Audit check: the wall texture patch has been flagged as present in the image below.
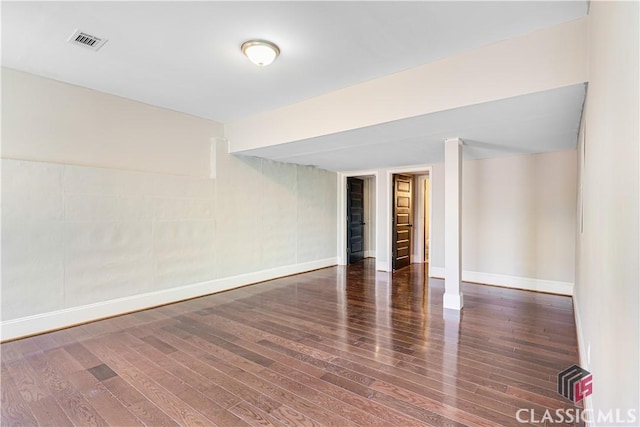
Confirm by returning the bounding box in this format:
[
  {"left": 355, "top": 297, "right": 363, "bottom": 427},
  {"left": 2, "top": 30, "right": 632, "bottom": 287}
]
[{"left": 1, "top": 153, "right": 337, "bottom": 327}]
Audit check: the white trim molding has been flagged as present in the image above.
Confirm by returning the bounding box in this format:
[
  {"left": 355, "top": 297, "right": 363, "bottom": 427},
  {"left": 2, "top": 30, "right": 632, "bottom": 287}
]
[
  {"left": 1, "top": 257, "right": 337, "bottom": 342},
  {"left": 572, "top": 292, "right": 594, "bottom": 427},
  {"left": 337, "top": 170, "right": 379, "bottom": 266},
  {"left": 430, "top": 267, "right": 574, "bottom": 296}
]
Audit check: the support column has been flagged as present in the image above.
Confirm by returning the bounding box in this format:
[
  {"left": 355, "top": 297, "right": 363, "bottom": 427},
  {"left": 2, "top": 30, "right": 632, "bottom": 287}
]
[
  {"left": 443, "top": 138, "right": 464, "bottom": 310},
  {"left": 375, "top": 171, "right": 391, "bottom": 272}
]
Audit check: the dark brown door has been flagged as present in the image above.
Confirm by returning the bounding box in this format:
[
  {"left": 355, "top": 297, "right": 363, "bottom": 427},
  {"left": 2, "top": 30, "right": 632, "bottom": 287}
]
[
  {"left": 393, "top": 174, "right": 413, "bottom": 270},
  {"left": 347, "top": 177, "right": 365, "bottom": 264}
]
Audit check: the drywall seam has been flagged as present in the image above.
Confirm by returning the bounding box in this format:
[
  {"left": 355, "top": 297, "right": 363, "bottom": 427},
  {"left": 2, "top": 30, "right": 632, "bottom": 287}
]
[
  {"left": 0, "top": 257, "right": 337, "bottom": 341},
  {"left": 429, "top": 267, "right": 574, "bottom": 296}
]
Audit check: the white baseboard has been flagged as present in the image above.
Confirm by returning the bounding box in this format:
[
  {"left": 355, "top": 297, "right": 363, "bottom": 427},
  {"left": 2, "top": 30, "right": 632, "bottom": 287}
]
[
  {"left": 443, "top": 292, "right": 464, "bottom": 310},
  {"left": 376, "top": 260, "right": 390, "bottom": 272},
  {"left": 429, "top": 267, "right": 574, "bottom": 296},
  {"left": 364, "top": 250, "right": 376, "bottom": 258},
  {"left": 572, "top": 293, "right": 594, "bottom": 427},
  {"left": 1, "top": 257, "right": 337, "bottom": 341},
  {"left": 573, "top": 293, "right": 588, "bottom": 368}
]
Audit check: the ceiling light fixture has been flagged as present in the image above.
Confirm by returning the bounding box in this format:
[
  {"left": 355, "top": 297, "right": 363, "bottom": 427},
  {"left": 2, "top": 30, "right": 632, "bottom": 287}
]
[{"left": 241, "top": 39, "right": 280, "bottom": 67}]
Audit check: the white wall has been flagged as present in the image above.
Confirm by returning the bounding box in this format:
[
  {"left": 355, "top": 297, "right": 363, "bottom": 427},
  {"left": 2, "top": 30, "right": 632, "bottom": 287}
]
[
  {"left": 575, "top": 2, "right": 639, "bottom": 423},
  {"left": 1, "top": 67, "right": 222, "bottom": 177},
  {"left": 434, "top": 150, "right": 577, "bottom": 294},
  {"left": 425, "top": 178, "right": 430, "bottom": 260},
  {"left": 1, "top": 70, "right": 337, "bottom": 340},
  {"left": 226, "top": 18, "right": 587, "bottom": 152},
  {"left": 412, "top": 174, "right": 429, "bottom": 264},
  {"left": 340, "top": 152, "right": 576, "bottom": 294},
  {"left": 431, "top": 164, "right": 445, "bottom": 269},
  {"left": 363, "top": 176, "right": 376, "bottom": 258},
  {"left": 462, "top": 150, "right": 577, "bottom": 284}
]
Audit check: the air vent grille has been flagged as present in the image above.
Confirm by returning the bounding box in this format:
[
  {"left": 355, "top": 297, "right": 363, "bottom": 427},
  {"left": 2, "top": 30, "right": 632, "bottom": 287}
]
[{"left": 67, "top": 29, "right": 107, "bottom": 51}]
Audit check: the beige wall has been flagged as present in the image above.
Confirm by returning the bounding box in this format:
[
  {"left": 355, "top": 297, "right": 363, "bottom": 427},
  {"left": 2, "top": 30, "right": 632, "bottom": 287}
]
[
  {"left": 430, "top": 150, "right": 577, "bottom": 290},
  {"left": 575, "top": 1, "right": 639, "bottom": 421},
  {"left": 363, "top": 176, "right": 376, "bottom": 257},
  {"left": 2, "top": 67, "right": 222, "bottom": 177},
  {"left": 431, "top": 164, "right": 445, "bottom": 268},
  {"left": 226, "top": 18, "right": 587, "bottom": 152},
  {"left": 463, "top": 150, "right": 576, "bottom": 282},
  {"left": 1, "top": 70, "right": 337, "bottom": 339},
  {"left": 425, "top": 178, "right": 430, "bottom": 257}
]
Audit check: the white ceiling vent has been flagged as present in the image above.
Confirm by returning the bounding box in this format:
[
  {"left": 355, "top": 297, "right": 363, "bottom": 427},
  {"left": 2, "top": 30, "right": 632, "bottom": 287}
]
[{"left": 67, "top": 29, "right": 107, "bottom": 51}]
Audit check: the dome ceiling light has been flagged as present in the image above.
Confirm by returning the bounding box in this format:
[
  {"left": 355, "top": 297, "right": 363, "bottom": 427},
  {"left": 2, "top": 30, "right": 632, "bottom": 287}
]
[{"left": 241, "top": 39, "right": 280, "bottom": 67}]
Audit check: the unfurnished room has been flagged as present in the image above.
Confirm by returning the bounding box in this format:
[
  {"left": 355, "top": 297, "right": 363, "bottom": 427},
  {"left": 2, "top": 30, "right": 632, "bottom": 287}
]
[{"left": 0, "top": 1, "right": 638, "bottom": 426}]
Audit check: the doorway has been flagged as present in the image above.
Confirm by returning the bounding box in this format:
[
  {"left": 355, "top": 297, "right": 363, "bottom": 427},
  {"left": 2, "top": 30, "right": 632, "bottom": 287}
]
[
  {"left": 345, "top": 175, "right": 376, "bottom": 264},
  {"left": 392, "top": 174, "right": 413, "bottom": 270},
  {"left": 347, "top": 177, "right": 365, "bottom": 263},
  {"left": 414, "top": 175, "right": 430, "bottom": 264},
  {"left": 388, "top": 170, "right": 431, "bottom": 273},
  {"left": 338, "top": 168, "right": 429, "bottom": 272}
]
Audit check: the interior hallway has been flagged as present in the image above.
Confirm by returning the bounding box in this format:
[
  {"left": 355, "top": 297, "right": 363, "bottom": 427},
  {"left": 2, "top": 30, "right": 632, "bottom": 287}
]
[{"left": 1, "top": 260, "right": 581, "bottom": 426}]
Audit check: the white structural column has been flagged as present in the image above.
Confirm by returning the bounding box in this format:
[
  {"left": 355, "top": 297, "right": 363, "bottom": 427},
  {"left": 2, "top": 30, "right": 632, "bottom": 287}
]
[
  {"left": 443, "top": 138, "right": 464, "bottom": 310},
  {"left": 375, "top": 171, "right": 391, "bottom": 272}
]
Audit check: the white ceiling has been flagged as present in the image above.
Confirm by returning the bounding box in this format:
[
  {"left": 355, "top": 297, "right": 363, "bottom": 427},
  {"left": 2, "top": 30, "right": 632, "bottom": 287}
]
[
  {"left": 2, "top": 1, "right": 587, "bottom": 124},
  {"left": 238, "top": 83, "right": 587, "bottom": 171}
]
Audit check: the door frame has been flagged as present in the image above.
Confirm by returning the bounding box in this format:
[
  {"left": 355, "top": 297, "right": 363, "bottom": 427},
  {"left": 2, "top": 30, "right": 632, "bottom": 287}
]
[
  {"left": 337, "top": 171, "right": 378, "bottom": 266},
  {"left": 346, "top": 176, "right": 366, "bottom": 264},
  {"left": 338, "top": 165, "right": 432, "bottom": 275},
  {"left": 385, "top": 166, "right": 432, "bottom": 276},
  {"left": 391, "top": 173, "right": 414, "bottom": 271},
  {"left": 413, "top": 174, "right": 430, "bottom": 264}
]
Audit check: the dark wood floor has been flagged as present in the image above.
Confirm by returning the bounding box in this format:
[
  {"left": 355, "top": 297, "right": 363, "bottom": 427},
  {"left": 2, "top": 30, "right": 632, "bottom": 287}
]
[{"left": 1, "top": 260, "right": 583, "bottom": 426}]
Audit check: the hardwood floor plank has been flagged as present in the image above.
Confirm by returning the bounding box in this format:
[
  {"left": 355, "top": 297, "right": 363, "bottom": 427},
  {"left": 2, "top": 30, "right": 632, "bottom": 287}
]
[
  {"left": 113, "top": 333, "right": 249, "bottom": 426},
  {"left": 151, "top": 329, "right": 288, "bottom": 415},
  {"left": 24, "top": 351, "right": 108, "bottom": 427},
  {"left": 0, "top": 260, "right": 583, "bottom": 426},
  {"left": 124, "top": 334, "right": 243, "bottom": 409},
  {"left": 62, "top": 342, "right": 103, "bottom": 370},
  {"left": 139, "top": 335, "right": 178, "bottom": 354},
  {"left": 83, "top": 336, "right": 217, "bottom": 426},
  {"left": 1, "top": 369, "right": 39, "bottom": 427},
  {"left": 174, "top": 319, "right": 276, "bottom": 368},
  {"left": 256, "top": 364, "right": 387, "bottom": 426},
  {"left": 370, "top": 379, "right": 503, "bottom": 427},
  {"left": 102, "top": 375, "right": 180, "bottom": 427},
  {"left": 1, "top": 341, "right": 26, "bottom": 363},
  {"left": 28, "top": 395, "right": 75, "bottom": 427},
  {"left": 157, "top": 327, "right": 356, "bottom": 426},
  {"left": 30, "top": 334, "right": 60, "bottom": 353},
  {"left": 269, "top": 362, "right": 427, "bottom": 427},
  {"left": 165, "top": 312, "right": 331, "bottom": 381},
  {"left": 230, "top": 370, "right": 357, "bottom": 427},
  {"left": 5, "top": 357, "right": 50, "bottom": 403},
  {"left": 45, "top": 348, "right": 145, "bottom": 427},
  {"left": 228, "top": 401, "right": 280, "bottom": 427}
]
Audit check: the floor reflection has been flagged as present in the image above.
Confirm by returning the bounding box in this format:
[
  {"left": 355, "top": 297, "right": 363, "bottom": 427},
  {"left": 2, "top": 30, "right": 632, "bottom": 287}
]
[{"left": 1, "top": 257, "right": 583, "bottom": 427}]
